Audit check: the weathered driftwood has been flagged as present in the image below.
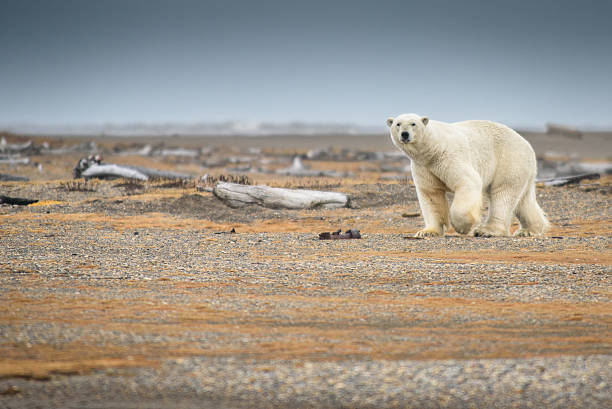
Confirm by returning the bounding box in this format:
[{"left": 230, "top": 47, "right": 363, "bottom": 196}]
[
  {"left": 44, "top": 141, "right": 99, "bottom": 155},
  {"left": 79, "top": 164, "right": 192, "bottom": 181},
  {"left": 158, "top": 148, "right": 200, "bottom": 158},
  {"left": 276, "top": 156, "right": 348, "bottom": 177},
  {"left": 276, "top": 156, "right": 322, "bottom": 176},
  {"left": 129, "top": 166, "right": 192, "bottom": 180},
  {"left": 0, "top": 195, "right": 38, "bottom": 206},
  {"left": 539, "top": 172, "right": 600, "bottom": 187},
  {"left": 0, "top": 155, "right": 29, "bottom": 165},
  {"left": 74, "top": 156, "right": 192, "bottom": 180},
  {"left": 0, "top": 138, "right": 37, "bottom": 154},
  {"left": 546, "top": 123, "right": 582, "bottom": 139},
  {"left": 213, "top": 182, "right": 350, "bottom": 209},
  {"left": 118, "top": 144, "right": 153, "bottom": 156},
  {"left": 81, "top": 164, "right": 149, "bottom": 180},
  {"left": 0, "top": 173, "right": 29, "bottom": 182}
]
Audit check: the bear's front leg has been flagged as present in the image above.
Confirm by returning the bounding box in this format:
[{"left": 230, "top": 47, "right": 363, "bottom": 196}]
[
  {"left": 449, "top": 180, "right": 482, "bottom": 235},
  {"left": 414, "top": 186, "right": 449, "bottom": 237}
]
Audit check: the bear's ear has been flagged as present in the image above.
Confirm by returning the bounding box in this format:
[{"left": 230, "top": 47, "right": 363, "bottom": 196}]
[
  {"left": 421, "top": 117, "right": 429, "bottom": 126},
  {"left": 386, "top": 117, "right": 394, "bottom": 128}
]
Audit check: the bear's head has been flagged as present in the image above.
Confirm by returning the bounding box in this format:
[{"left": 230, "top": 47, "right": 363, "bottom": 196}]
[{"left": 386, "top": 113, "right": 429, "bottom": 148}]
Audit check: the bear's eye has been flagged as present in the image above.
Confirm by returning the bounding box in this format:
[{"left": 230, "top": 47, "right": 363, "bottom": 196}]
[
  {"left": 411, "top": 123, "right": 416, "bottom": 126},
  {"left": 396, "top": 123, "right": 401, "bottom": 127}
]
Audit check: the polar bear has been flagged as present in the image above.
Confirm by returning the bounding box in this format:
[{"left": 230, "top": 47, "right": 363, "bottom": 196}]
[{"left": 386, "top": 113, "right": 549, "bottom": 237}]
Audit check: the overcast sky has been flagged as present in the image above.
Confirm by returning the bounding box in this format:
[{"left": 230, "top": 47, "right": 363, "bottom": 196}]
[{"left": 1, "top": 0, "right": 611, "bottom": 128}]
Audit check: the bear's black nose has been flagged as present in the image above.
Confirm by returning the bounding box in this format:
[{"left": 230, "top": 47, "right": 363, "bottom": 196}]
[{"left": 401, "top": 131, "right": 410, "bottom": 141}]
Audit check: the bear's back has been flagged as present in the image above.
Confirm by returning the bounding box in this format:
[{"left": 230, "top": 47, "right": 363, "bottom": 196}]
[{"left": 451, "top": 120, "right": 531, "bottom": 152}]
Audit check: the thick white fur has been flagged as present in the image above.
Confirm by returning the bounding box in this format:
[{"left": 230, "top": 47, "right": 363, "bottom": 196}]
[{"left": 386, "top": 113, "right": 549, "bottom": 237}]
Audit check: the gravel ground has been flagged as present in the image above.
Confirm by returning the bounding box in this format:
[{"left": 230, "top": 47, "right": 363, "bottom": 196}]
[
  {"left": 1, "top": 136, "right": 611, "bottom": 408},
  {"left": 1, "top": 355, "right": 610, "bottom": 409}
]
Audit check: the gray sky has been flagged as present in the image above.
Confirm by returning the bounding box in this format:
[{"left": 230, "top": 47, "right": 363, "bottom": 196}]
[{"left": 1, "top": 0, "right": 611, "bottom": 128}]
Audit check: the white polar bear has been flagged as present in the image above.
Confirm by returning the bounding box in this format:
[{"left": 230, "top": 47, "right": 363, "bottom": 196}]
[{"left": 386, "top": 113, "right": 549, "bottom": 237}]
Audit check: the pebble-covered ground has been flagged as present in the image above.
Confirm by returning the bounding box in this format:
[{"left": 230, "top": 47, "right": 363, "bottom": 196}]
[{"left": 0, "top": 135, "right": 611, "bottom": 408}]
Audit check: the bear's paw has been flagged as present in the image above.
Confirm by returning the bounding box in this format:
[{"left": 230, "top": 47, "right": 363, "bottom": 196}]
[
  {"left": 473, "top": 226, "right": 507, "bottom": 237},
  {"left": 415, "top": 229, "right": 443, "bottom": 238},
  {"left": 513, "top": 228, "right": 538, "bottom": 237}
]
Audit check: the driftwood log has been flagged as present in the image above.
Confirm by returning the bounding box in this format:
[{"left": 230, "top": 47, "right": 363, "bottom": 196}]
[
  {"left": 0, "top": 155, "right": 29, "bottom": 165},
  {"left": 276, "top": 156, "right": 346, "bottom": 177},
  {"left": 81, "top": 164, "right": 149, "bottom": 180},
  {"left": 0, "top": 173, "right": 29, "bottom": 182},
  {"left": 213, "top": 182, "right": 350, "bottom": 209},
  {"left": 0, "top": 138, "right": 39, "bottom": 154},
  {"left": 73, "top": 156, "right": 192, "bottom": 180},
  {"left": 0, "top": 195, "right": 38, "bottom": 206},
  {"left": 546, "top": 123, "right": 582, "bottom": 139},
  {"left": 129, "top": 166, "right": 191, "bottom": 180},
  {"left": 539, "top": 172, "right": 600, "bottom": 187}
]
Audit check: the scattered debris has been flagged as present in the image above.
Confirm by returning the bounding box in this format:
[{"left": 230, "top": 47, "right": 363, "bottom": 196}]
[
  {"left": 0, "top": 173, "right": 29, "bottom": 182},
  {"left": 202, "top": 157, "right": 229, "bottom": 168},
  {"left": 0, "top": 137, "right": 38, "bottom": 154},
  {"left": 0, "top": 155, "right": 30, "bottom": 165},
  {"left": 116, "top": 144, "right": 154, "bottom": 156},
  {"left": 546, "top": 123, "right": 582, "bottom": 139},
  {"left": 73, "top": 155, "right": 192, "bottom": 181},
  {"left": 0, "top": 195, "right": 38, "bottom": 206},
  {"left": 82, "top": 163, "right": 149, "bottom": 180},
  {"left": 158, "top": 147, "right": 200, "bottom": 158},
  {"left": 306, "top": 147, "right": 332, "bottom": 160},
  {"left": 276, "top": 156, "right": 349, "bottom": 178},
  {"left": 214, "top": 228, "right": 237, "bottom": 234},
  {"left": 378, "top": 175, "right": 411, "bottom": 182},
  {"left": 403, "top": 236, "right": 425, "bottom": 240},
  {"left": 539, "top": 172, "right": 601, "bottom": 187},
  {"left": 73, "top": 155, "right": 103, "bottom": 178},
  {"left": 134, "top": 167, "right": 192, "bottom": 180},
  {"left": 402, "top": 212, "right": 420, "bottom": 218},
  {"left": 277, "top": 156, "right": 321, "bottom": 177},
  {"left": 380, "top": 164, "right": 411, "bottom": 173},
  {"left": 537, "top": 155, "right": 612, "bottom": 180},
  {"left": 576, "top": 162, "right": 612, "bottom": 175},
  {"left": 0, "top": 385, "right": 20, "bottom": 396},
  {"left": 213, "top": 182, "right": 350, "bottom": 209},
  {"left": 319, "top": 229, "right": 361, "bottom": 240}
]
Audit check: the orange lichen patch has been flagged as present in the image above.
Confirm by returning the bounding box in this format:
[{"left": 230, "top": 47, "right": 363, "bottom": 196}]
[
  {"left": 326, "top": 248, "right": 612, "bottom": 266},
  {"left": 11, "top": 207, "right": 609, "bottom": 236},
  {"left": 2, "top": 211, "right": 219, "bottom": 231},
  {"left": 0, "top": 358, "right": 156, "bottom": 380},
  {"left": 0, "top": 341, "right": 160, "bottom": 379},
  {"left": 2, "top": 210, "right": 377, "bottom": 233},
  {"left": 2, "top": 281, "right": 611, "bottom": 366},
  {"left": 550, "top": 218, "right": 612, "bottom": 236},
  {"left": 27, "top": 200, "right": 64, "bottom": 207}
]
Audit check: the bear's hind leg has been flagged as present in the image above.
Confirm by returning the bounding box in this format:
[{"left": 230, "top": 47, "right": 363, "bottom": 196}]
[{"left": 514, "top": 184, "right": 549, "bottom": 236}]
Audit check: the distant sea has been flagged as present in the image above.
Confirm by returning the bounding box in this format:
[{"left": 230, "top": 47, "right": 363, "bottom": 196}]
[{"left": 1, "top": 121, "right": 383, "bottom": 137}]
